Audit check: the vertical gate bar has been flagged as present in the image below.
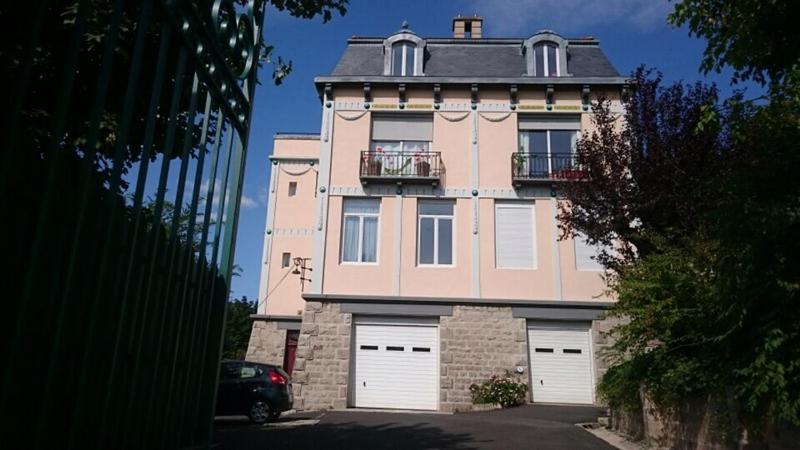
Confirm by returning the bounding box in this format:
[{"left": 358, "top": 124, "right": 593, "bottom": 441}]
[
  {"left": 174, "top": 96, "right": 215, "bottom": 444},
  {"left": 85, "top": 2, "right": 159, "bottom": 445},
  {"left": 34, "top": 1, "right": 127, "bottom": 443},
  {"left": 158, "top": 74, "right": 204, "bottom": 448},
  {"left": 117, "top": 33, "right": 184, "bottom": 449},
  {"left": 1, "top": 0, "right": 90, "bottom": 416},
  {"left": 209, "top": 130, "right": 236, "bottom": 269},
  {"left": 137, "top": 47, "right": 192, "bottom": 443},
  {"left": 0, "top": 0, "right": 48, "bottom": 187}
]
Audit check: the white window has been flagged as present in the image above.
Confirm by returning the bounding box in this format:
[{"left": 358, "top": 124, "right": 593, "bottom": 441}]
[
  {"left": 534, "top": 42, "right": 559, "bottom": 76},
  {"left": 392, "top": 41, "right": 416, "bottom": 76},
  {"left": 518, "top": 116, "right": 580, "bottom": 177},
  {"left": 574, "top": 233, "right": 604, "bottom": 271},
  {"left": 281, "top": 252, "right": 291, "bottom": 268},
  {"left": 495, "top": 202, "right": 536, "bottom": 269},
  {"left": 341, "top": 198, "right": 380, "bottom": 263},
  {"left": 370, "top": 114, "right": 433, "bottom": 175},
  {"left": 288, "top": 181, "right": 297, "bottom": 197},
  {"left": 418, "top": 201, "right": 454, "bottom": 266}
]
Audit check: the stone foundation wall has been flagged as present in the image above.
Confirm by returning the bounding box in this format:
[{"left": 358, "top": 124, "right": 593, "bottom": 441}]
[
  {"left": 245, "top": 320, "right": 286, "bottom": 365},
  {"left": 591, "top": 315, "right": 624, "bottom": 394},
  {"left": 291, "top": 302, "right": 352, "bottom": 411},
  {"left": 439, "top": 305, "right": 528, "bottom": 412}
]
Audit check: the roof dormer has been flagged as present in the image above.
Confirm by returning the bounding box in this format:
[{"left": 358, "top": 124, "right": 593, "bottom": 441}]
[
  {"left": 524, "top": 30, "right": 570, "bottom": 77},
  {"left": 383, "top": 21, "right": 426, "bottom": 76}
]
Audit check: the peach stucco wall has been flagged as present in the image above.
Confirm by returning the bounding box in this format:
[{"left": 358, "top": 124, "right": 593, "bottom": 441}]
[
  {"left": 260, "top": 85, "right": 620, "bottom": 311},
  {"left": 479, "top": 198, "right": 557, "bottom": 300},
  {"left": 399, "top": 197, "right": 472, "bottom": 298},
  {"left": 329, "top": 111, "right": 371, "bottom": 188},
  {"left": 261, "top": 136, "right": 319, "bottom": 316},
  {"left": 321, "top": 195, "right": 397, "bottom": 295},
  {"left": 273, "top": 136, "right": 320, "bottom": 159}
]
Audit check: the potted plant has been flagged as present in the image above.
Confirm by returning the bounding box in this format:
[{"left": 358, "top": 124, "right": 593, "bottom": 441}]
[
  {"left": 512, "top": 153, "right": 526, "bottom": 178},
  {"left": 414, "top": 150, "right": 430, "bottom": 177},
  {"left": 365, "top": 147, "right": 384, "bottom": 175}
]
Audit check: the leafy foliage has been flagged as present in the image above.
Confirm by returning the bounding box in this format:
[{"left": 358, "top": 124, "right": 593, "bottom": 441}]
[
  {"left": 669, "top": 0, "right": 799, "bottom": 84},
  {"left": 469, "top": 374, "right": 528, "bottom": 408},
  {"left": 222, "top": 296, "right": 257, "bottom": 360},
  {"left": 565, "top": 68, "right": 800, "bottom": 434}
]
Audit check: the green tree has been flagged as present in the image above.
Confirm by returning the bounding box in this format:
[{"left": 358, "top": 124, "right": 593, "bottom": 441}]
[
  {"left": 669, "top": 0, "right": 799, "bottom": 84},
  {"left": 222, "top": 296, "right": 257, "bottom": 360}
]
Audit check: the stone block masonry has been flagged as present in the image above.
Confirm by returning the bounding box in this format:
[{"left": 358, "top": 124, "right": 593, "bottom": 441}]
[
  {"left": 291, "top": 302, "right": 352, "bottom": 411},
  {"left": 439, "top": 305, "right": 529, "bottom": 412},
  {"left": 245, "top": 320, "right": 286, "bottom": 365}
]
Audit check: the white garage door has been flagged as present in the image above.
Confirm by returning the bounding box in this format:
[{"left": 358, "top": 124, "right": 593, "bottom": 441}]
[
  {"left": 353, "top": 317, "right": 438, "bottom": 410},
  {"left": 528, "top": 322, "right": 594, "bottom": 404}
]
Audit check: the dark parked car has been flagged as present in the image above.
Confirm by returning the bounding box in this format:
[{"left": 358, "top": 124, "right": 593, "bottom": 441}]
[{"left": 215, "top": 360, "right": 293, "bottom": 423}]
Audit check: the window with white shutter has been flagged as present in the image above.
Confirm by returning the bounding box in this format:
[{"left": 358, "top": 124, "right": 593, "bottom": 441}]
[
  {"left": 495, "top": 202, "right": 536, "bottom": 269},
  {"left": 574, "top": 233, "right": 604, "bottom": 271}
]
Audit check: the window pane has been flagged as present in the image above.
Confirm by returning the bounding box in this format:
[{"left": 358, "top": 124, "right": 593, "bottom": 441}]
[
  {"left": 419, "top": 217, "right": 435, "bottom": 264},
  {"left": 550, "top": 130, "right": 575, "bottom": 155},
  {"left": 392, "top": 43, "right": 403, "bottom": 75},
  {"left": 361, "top": 216, "right": 378, "bottom": 262},
  {"left": 419, "top": 201, "right": 454, "bottom": 216},
  {"left": 344, "top": 198, "right": 380, "bottom": 214},
  {"left": 402, "top": 141, "right": 429, "bottom": 153},
  {"left": 437, "top": 218, "right": 453, "bottom": 264},
  {"left": 547, "top": 44, "right": 558, "bottom": 76},
  {"left": 404, "top": 43, "right": 415, "bottom": 76},
  {"left": 534, "top": 45, "right": 544, "bottom": 77},
  {"left": 530, "top": 131, "right": 548, "bottom": 153},
  {"left": 288, "top": 181, "right": 297, "bottom": 197},
  {"left": 342, "top": 216, "right": 360, "bottom": 262}
]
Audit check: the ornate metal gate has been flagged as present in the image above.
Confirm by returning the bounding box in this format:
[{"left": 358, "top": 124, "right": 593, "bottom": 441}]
[{"left": 0, "top": 1, "right": 265, "bottom": 448}]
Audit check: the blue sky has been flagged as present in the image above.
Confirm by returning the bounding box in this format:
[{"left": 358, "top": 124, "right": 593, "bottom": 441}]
[{"left": 229, "top": 0, "right": 752, "bottom": 300}]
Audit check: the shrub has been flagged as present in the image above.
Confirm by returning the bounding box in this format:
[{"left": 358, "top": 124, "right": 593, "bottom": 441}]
[{"left": 469, "top": 375, "right": 528, "bottom": 408}]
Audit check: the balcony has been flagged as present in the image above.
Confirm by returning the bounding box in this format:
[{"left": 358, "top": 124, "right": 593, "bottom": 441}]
[
  {"left": 511, "top": 152, "right": 587, "bottom": 187},
  {"left": 360, "top": 151, "right": 444, "bottom": 187}
]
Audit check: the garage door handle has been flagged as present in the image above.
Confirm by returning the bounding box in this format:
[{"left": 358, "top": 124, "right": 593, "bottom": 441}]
[
  {"left": 540, "top": 380, "right": 543, "bottom": 385},
  {"left": 363, "top": 381, "right": 366, "bottom": 387}
]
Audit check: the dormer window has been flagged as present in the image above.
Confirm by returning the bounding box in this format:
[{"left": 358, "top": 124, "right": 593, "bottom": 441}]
[
  {"left": 525, "top": 31, "right": 569, "bottom": 77},
  {"left": 534, "top": 42, "right": 559, "bottom": 77},
  {"left": 383, "top": 21, "right": 425, "bottom": 77},
  {"left": 392, "top": 41, "right": 416, "bottom": 76}
]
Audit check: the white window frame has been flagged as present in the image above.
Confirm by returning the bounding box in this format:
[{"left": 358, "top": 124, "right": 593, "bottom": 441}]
[
  {"left": 417, "top": 201, "right": 455, "bottom": 267},
  {"left": 574, "top": 233, "right": 605, "bottom": 272},
  {"left": 392, "top": 42, "right": 416, "bottom": 76},
  {"left": 518, "top": 129, "right": 579, "bottom": 173},
  {"left": 534, "top": 43, "right": 560, "bottom": 77},
  {"left": 494, "top": 202, "right": 537, "bottom": 270},
  {"left": 341, "top": 199, "right": 381, "bottom": 265}
]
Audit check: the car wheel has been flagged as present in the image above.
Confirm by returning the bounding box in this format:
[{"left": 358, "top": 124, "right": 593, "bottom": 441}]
[{"left": 248, "top": 400, "right": 271, "bottom": 424}]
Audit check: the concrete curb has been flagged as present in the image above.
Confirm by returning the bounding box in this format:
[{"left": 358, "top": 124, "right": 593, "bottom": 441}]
[{"left": 577, "top": 423, "right": 648, "bottom": 450}]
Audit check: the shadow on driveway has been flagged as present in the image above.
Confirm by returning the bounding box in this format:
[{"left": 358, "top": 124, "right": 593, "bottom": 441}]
[
  {"left": 213, "top": 405, "right": 614, "bottom": 450},
  {"left": 215, "top": 416, "right": 480, "bottom": 450}
]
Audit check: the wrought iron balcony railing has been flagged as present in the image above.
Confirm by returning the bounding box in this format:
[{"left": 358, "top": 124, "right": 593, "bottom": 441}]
[
  {"left": 511, "top": 152, "right": 587, "bottom": 187},
  {"left": 360, "top": 151, "right": 444, "bottom": 186}
]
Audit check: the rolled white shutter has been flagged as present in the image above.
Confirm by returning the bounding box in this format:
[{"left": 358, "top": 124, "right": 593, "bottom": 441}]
[
  {"left": 371, "top": 114, "right": 433, "bottom": 141},
  {"left": 518, "top": 114, "right": 581, "bottom": 130},
  {"left": 495, "top": 203, "right": 536, "bottom": 268}
]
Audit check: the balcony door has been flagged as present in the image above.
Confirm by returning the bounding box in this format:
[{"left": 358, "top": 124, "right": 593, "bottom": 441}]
[
  {"left": 518, "top": 115, "right": 580, "bottom": 178},
  {"left": 370, "top": 114, "right": 433, "bottom": 176}
]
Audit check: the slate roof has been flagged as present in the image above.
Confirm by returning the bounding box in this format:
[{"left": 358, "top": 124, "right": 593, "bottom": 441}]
[{"left": 329, "top": 36, "right": 620, "bottom": 79}]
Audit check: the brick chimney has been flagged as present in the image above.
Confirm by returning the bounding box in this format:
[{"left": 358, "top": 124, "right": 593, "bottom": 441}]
[{"left": 452, "top": 15, "right": 483, "bottom": 39}]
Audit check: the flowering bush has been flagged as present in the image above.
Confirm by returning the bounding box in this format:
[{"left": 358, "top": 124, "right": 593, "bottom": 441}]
[{"left": 469, "top": 375, "right": 528, "bottom": 408}]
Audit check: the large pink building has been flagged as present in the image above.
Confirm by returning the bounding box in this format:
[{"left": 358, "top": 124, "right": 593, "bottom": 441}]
[{"left": 246, "top": 16, "right": 626, "bottom": 412}]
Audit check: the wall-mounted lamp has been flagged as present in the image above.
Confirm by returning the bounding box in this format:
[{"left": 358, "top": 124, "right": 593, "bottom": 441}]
[{"left": 292, "top": 257, "right": 312, "bottom": 291}]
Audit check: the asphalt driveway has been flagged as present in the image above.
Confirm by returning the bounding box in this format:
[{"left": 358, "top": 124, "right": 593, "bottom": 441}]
[{"left": 214, "top": 405, "right": 616, "bottom": 450}]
